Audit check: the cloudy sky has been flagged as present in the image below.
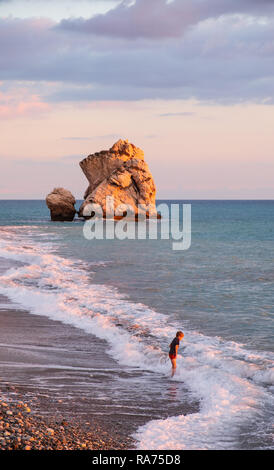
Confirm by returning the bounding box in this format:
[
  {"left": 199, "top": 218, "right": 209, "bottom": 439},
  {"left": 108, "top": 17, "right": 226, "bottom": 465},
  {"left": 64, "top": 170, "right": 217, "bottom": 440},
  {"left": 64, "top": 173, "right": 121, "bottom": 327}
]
[{"left": 1, "top": 0, "right": 273, "bottom": 199}]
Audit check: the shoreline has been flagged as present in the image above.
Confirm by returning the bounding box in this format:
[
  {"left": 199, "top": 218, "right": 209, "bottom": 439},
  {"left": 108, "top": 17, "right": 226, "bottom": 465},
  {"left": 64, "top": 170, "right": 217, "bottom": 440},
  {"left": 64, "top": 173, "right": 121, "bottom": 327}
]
[
  {"left": 0, "top": 295, "right": 198, "bottom": 451},
  {"left": 0, "top": 295, "right": 136, "bottom": 450}
]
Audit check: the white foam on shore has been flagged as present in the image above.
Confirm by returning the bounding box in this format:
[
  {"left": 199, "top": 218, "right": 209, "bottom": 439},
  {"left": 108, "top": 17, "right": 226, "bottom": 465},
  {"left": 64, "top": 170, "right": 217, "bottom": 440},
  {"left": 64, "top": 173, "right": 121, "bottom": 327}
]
[{"left": 0, "top": 226, "right": 273, "bottom": 450}]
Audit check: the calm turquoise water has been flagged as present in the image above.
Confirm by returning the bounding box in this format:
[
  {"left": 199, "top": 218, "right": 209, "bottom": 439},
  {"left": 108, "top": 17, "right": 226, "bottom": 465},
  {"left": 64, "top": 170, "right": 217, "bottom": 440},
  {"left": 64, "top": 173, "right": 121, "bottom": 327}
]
[{"left": 0, "top": 199, "right": 273, "bottom": 449}]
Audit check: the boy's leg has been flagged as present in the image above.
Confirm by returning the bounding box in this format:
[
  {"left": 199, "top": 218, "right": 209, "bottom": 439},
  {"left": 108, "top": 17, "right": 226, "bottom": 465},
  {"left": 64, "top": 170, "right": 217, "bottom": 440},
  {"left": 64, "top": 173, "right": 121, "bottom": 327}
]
[{"left": 171, "top": 358, "right": 176, "bottom": 377}]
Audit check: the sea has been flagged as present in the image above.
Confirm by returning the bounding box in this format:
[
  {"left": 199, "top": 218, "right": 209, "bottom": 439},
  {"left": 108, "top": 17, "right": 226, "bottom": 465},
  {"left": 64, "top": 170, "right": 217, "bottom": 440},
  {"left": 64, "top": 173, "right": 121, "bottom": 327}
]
[{"left": 0, "top": 199, "right": 273, "bottom": 450}]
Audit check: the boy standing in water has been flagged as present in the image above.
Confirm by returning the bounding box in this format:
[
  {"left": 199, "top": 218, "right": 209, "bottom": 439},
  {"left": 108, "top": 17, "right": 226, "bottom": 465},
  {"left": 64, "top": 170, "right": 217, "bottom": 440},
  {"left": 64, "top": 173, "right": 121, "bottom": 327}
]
[{"left": 169, "top": 331, "right": 184, "bottom": 377}]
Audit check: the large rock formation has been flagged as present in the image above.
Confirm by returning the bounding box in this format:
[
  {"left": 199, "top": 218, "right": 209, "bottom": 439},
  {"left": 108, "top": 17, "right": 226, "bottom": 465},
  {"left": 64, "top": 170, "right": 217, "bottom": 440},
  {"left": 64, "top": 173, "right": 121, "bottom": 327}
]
[
  {"left": 79, "top": 139, "right": 158, "bottom": 219},
  {"left": 46, "top": 187, "right": 76, "bottom": 221}
]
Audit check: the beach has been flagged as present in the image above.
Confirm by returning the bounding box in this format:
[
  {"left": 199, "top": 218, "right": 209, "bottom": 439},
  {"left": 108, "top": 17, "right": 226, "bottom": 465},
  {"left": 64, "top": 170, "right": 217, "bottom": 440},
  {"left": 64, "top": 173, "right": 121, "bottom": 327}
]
[
  {"left": 0, "top": 202, "right": 273, "bottom": 450},
  {"left": 0, "top": 293, "right": 196, "bottom": 450},
  {"left": 0, "top": 295, "right": 133, "bottom": 449},
  {"left": 0, "top": 396, "right": 130, "bottom": 450}
]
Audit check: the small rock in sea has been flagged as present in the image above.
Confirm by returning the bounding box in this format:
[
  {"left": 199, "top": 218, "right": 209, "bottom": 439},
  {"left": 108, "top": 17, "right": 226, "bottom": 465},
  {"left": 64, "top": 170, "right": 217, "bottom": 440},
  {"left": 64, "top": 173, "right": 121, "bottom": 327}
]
[{"left": 46, "top": 188, "right": 76, "bottom": 222}]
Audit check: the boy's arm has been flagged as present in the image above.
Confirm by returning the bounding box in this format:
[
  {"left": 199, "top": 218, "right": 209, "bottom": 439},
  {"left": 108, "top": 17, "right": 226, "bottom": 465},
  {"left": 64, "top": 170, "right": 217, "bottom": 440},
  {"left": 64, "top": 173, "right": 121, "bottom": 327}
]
[{"left": 175, "top": 344, "right": 179, "bottom": 356}]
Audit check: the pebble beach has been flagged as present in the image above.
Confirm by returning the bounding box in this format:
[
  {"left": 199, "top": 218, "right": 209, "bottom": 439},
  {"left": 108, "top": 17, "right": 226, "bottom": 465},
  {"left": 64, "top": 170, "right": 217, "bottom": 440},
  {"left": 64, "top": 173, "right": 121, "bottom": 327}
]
[{"left": 0, "top": 388, "right": 133, "bottom": 451}]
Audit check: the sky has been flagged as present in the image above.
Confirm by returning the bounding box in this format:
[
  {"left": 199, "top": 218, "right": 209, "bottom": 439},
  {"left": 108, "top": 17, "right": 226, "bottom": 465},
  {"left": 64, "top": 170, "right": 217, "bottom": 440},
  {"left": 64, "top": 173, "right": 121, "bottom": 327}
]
[{"left": 0, "top": 0, "right": 273, "bottom": 199}]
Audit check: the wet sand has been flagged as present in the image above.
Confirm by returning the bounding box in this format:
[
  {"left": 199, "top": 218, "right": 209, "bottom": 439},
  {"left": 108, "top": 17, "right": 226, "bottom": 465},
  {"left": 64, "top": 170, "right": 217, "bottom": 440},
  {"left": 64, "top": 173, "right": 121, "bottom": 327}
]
[
  {"left": 0, "top": 294, "right": 198, "bottom": 450},
  {"left": 0, "top": 294, "right": 135, "bottom": 449}
]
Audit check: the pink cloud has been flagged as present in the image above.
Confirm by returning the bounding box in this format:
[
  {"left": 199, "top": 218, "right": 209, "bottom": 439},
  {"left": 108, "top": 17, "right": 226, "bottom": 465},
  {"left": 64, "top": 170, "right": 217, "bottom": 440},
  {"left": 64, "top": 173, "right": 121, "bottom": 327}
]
[{"left": 0, "top": 89, "right": 50, "bottom": 119}]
